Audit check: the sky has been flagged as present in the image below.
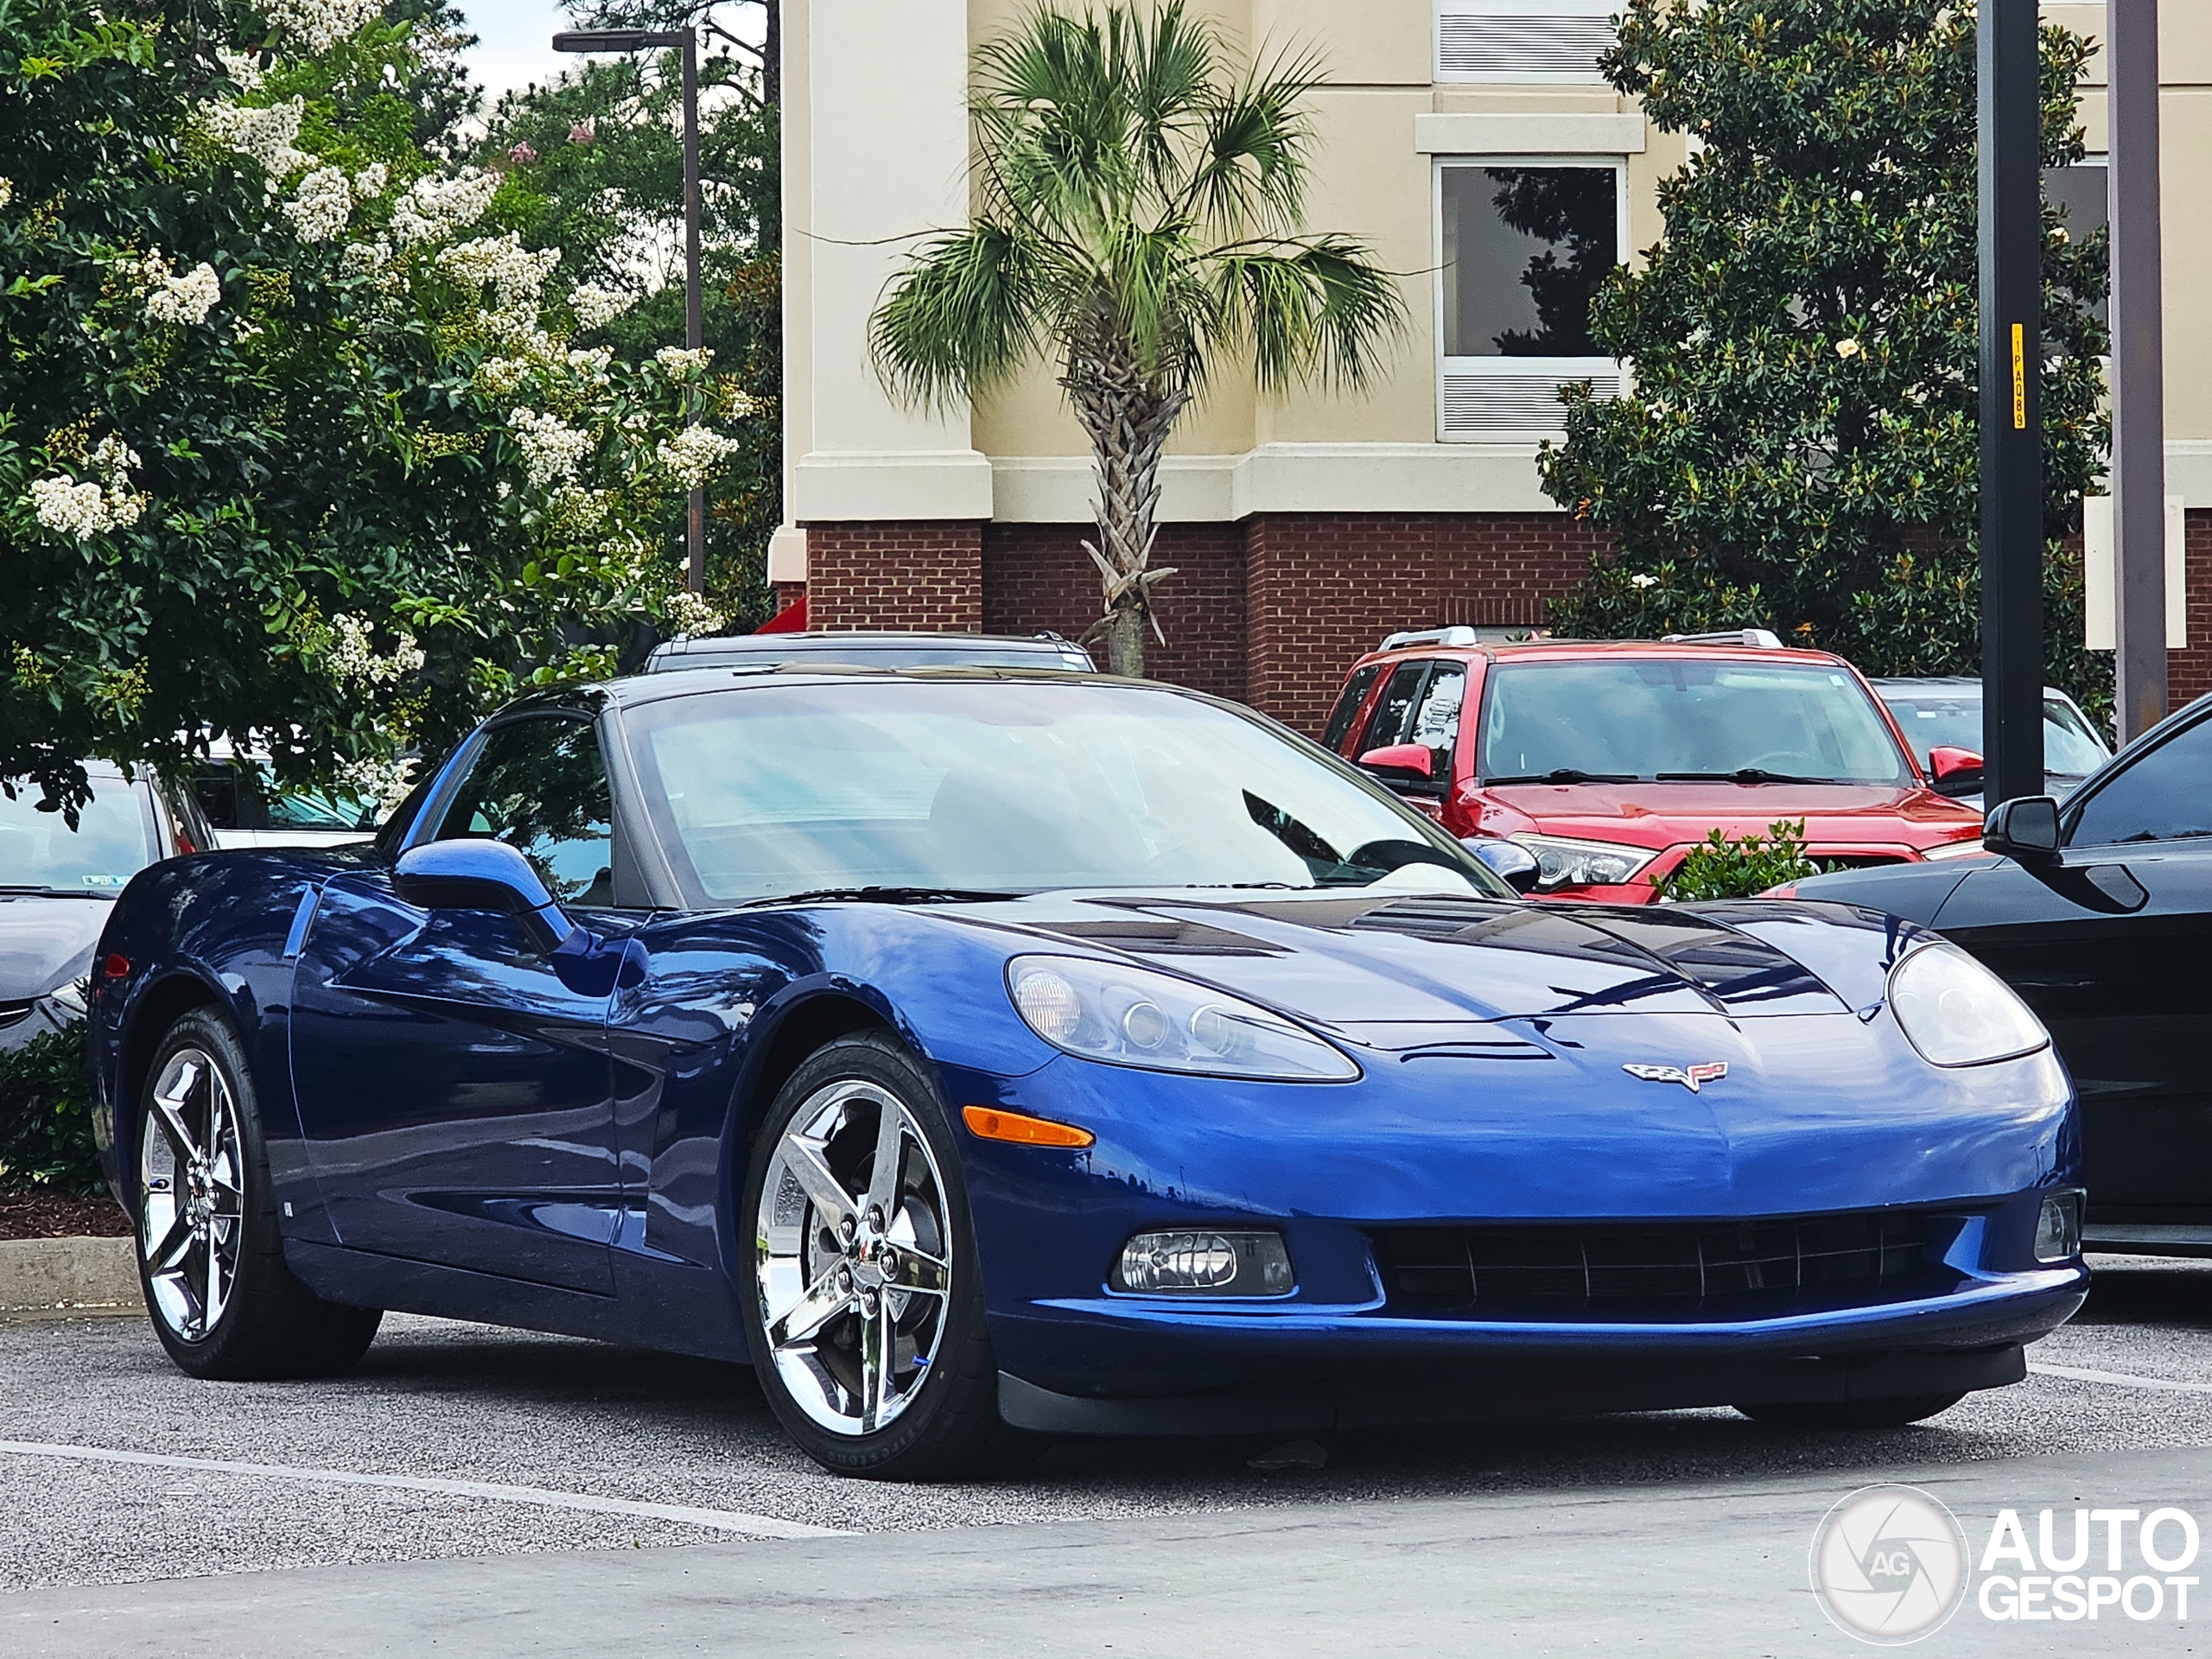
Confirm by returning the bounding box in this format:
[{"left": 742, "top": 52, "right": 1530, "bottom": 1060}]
[{"left": 456, "top": 0, "right": 577, "bottom": 106}]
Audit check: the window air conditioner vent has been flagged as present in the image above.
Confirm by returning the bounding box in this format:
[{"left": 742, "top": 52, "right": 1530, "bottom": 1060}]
[
  {"left": 1438, "top": 12, "right": 1618, "bottom": 81},
  {"left": 1442, "top": 370, "right": 1621, "bottom": 437}
]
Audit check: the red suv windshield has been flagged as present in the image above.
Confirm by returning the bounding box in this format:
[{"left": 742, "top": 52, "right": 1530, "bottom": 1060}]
[{"left": 1477, "top": 658, "right": 1911, "bottom": 786}]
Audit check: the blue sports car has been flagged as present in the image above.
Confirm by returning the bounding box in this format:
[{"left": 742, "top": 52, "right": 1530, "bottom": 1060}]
[{"left": 86, "top": 668, "right": 2088, "bottom": 1478}]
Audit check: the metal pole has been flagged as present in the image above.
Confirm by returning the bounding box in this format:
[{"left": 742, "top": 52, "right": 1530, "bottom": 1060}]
[
  {"left": 683, "top": 28, "right": 706, "bottom": 596},
  {"left": 2108, "top": 0, "right": 2168, "bottom": 744},
  {"left": 1980, "top": 0, "right": 2046, "bottom": 805}
]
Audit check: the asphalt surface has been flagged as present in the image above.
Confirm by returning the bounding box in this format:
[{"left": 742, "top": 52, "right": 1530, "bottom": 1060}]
[{"left": 3, "top": 1254, "right": 2212, "bottom": 1652}]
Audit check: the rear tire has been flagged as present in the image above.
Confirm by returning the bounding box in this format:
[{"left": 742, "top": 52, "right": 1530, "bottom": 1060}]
[
  {"left": 1733, "top": 1391, "right": 1967, "bottom": 1431},
  {"left": 135, "top": 1008, "right": 382, "bottom": 1380},
  {"left": 739, "top": 1032, "right": 1025, "bottom": 1479}
]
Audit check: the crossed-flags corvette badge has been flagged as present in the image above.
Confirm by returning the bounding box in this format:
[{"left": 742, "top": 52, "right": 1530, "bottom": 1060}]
[{"left": 1622, "top": 1062, "right": 1730, "bottom": 1092}]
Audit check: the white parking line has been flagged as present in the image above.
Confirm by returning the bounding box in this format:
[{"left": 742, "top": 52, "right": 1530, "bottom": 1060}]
[
  {"left": 0, "top": 1440, "right": 848, "bottom": 1541},
  {"left": 2030, "top": 1362, "right": 2212, "bottom": 1395}
]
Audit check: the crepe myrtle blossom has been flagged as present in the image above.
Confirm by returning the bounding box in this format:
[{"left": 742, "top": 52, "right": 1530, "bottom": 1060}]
[
  {"left": 656, "top": 424, "right": 745, "bottom": 490},
  {"left": 569, "top": 118, "right": 595, "bottom": 146},
  {"left": 28, "top": 435, "right": 147, "bottom": 541},
  {"left": 216, "top": 49, "right": 264, "bottom": 93},
  {"left": 137, "top": 252, "right": 224, "bottom": 327},
  {"left": 264, "top": 0, "right": 382, "bottom": 54},
  {"left": 661, "top": 588, "right": 724, "bottom": 638},
  {"left": 324, "top": 613, "right": 425, "bottom": 685},
  {"left": 199, "top": 96, "right": 311, "bottom": 178},
  {"left": 353, "top": 162, "right": 388, "bottom": 198},
  {"left": 653, "top": 346, "right": 714, "bottom": 377},
  {"left": 508, "top": 142, "right": 537, "bottom": 167},
  {"left": 507, "top": 407, "right": 592, "bottom": 488},
  {"left": 391, "top": 168, "right": 499, "bottom": 247},
  {"left": 568, "top": 283, "right": 633, "bottom": 331},
  {"left": 477, "top": 332, "right": 613, "bottom": 399},
  {"left": 283, "top": 166, "right": 353, "bottom": 243}
]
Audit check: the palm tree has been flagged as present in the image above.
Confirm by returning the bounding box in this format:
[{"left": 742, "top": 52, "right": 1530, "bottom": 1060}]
[{"left": 869, "top": 0, "right": 1404, "bottom": 677}]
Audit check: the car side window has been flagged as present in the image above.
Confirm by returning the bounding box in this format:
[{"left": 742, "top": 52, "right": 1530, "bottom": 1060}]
[
  {"left": 432, "top": 717, "right": 617, "bottom": 906},
  {"left": 1323, "top": 664, "right": 1382, "bottom": 754},
  {"left": 2068, "top": 715, "right": 2212, "bottom": 848},
  {"left": 1359, "top": 663, "right": 1433, "bottom": 753},
  {"left": 1406, "top": 664, "right": 1466, "bottom": 783}
]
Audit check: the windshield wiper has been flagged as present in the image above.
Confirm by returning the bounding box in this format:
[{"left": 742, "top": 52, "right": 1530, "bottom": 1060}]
[
  {"left": 742, "top": 886, "right": 1023, "bottom": 908},
  {"left": 1656, "top": 769, "right": 1848, "bottom": 785},
  {"left": 1484, "top": 769, "right": 1644, "bottom": 785}
]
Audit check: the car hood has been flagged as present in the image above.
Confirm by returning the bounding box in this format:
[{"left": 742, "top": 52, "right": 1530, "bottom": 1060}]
[
  {"left": 1470, "top": 780, "right": 1982, "bottom": 849},
  {"left": 0, "top": 893, "right": 110, "bottom": 999},
  {"left": 957, "top": 887, "right": 1917, "bottom": 1036}
]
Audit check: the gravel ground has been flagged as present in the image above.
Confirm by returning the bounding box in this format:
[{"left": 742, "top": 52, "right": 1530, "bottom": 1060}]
[{"left": 3, "top": 1253, "right": 2210, "bottom": 1593}]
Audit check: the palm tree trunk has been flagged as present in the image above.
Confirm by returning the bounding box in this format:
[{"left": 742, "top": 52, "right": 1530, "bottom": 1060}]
[{"left": 1063, "top": 334, "right": 1185, "bottom": 679}]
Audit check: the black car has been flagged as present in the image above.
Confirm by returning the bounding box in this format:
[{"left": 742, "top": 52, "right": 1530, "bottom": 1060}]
[
  {"left": 0, "top": 763, "right": 209, "bottom": 1051},
  {"left": 1783, "top": 696, "right": 2212, "bottom": 1255},
  {"left": 646, "top": 632, "right": 1096, "bottom": 674}
]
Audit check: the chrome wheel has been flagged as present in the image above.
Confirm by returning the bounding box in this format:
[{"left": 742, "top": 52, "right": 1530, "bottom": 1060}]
[
  {"left": 139, "top": 1048, "right": 245, "bottom": 1342},
  {"left": 754, "top": 1078, "right": 954, "bottom": 1437}
]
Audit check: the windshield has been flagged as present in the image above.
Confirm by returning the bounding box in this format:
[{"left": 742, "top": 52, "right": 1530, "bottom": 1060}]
[
  {"left": 0, "top": 772, "right": 156, "bottom": 893},
  {"left": 1477, "top": 659, "right": 1911, "bottom": 785},
  {"left": 1882, "top": 690, "right": 2110, "bottom": 777},
  {"left": 627, "top": 681, "right": 1503, "bottom": 905},
  {"left": 265, "top": 787, "right": 379, "bottom": 831}
]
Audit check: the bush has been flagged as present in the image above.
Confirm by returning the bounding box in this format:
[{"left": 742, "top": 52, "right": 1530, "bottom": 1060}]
[
  {"left": 1655, "top": 820, "right": 1818, "bottom": 903},
  {"left": 0, "top": 1024, "right": 103, "bottom": 1195}
]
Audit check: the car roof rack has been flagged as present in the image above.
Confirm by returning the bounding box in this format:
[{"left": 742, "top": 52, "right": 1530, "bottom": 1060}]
[
  {"left": 1377, "top": 626, "right": 1481, "bottom": 652},
  {"left": 1660, "top": 629, "right": 1786, "bottom": 650}
]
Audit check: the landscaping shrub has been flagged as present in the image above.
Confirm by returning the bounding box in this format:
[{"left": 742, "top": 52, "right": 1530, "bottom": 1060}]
[
  {"left": 1655, "top": 820, "right": 1818, "bottom": 903},
  {"left": 0, "top": 1024, "right": 103, "bottom": 1196}
]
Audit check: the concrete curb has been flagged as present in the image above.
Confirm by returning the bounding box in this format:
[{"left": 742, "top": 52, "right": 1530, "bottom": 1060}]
[{"left": 0, "top": 1236, "right": 141, "bottom": 1319}]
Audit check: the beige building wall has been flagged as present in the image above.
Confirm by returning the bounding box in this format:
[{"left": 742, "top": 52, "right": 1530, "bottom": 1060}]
[{"left": 773, "top": 0, "right": 2211, "bottom": 584}]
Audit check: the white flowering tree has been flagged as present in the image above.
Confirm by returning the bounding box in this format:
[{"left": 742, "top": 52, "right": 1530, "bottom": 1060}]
[{"left": 0, "top": 0, "right": 753, "bottom": 810}]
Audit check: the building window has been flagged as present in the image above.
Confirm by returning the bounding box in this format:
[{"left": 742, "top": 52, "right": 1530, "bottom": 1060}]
[
  {"left": 2044, "top": 158, "right": 2108, "bottom": 327},
  {"left": 1436, "top": 1, "right": 1619, "bottom": 84},
  {"left": 1437, "top": 160, "right": 1625, "bottom": 439}
]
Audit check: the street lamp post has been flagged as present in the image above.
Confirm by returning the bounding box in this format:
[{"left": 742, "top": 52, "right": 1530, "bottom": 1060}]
[
  {"left": 553, "top": 27, "right": 706, "bottom": 596},
  {"left": 1978, "top": 0, "right": 2045, "bottom": 806}
]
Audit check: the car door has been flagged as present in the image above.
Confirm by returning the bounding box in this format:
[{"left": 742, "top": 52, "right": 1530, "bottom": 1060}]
[
  {"left": 1932, "top": 709, "right": 2212, "bottom": 1218},
  {"left": 289, "top": 714, "right": 625, "bottom": 1292},
  {"left": 1353, "top": 659, "right": 1467, "bottom": 819}
]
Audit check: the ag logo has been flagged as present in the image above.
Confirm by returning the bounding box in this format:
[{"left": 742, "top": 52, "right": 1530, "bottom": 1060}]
[
  {"left": 1809, "top": 1484, "right": 1970, "bottom": 1644},
  {"left": 1622, "top": 1061, "right": 1728, "bottom": 1092}
]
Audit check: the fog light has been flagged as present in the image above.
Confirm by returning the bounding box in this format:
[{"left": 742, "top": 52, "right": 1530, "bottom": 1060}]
[
  {"left": 1112, "top": 1230, "right": 1294, "bottom": 1297},
  {"left": 2035, "top": 1192, "right": 2083, "bottom": 1263}
]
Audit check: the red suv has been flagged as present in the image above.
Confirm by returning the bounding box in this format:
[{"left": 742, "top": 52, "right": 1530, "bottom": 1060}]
[{"left": 1321, "top": 629, "right": 1985, "bottom": 901}]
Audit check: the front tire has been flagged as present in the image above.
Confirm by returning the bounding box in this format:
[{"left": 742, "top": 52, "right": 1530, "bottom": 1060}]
[
  {"left": 136, "top": 1009, "right": 382, "bottom": 1380},
  {"left": 1733, "top": 1391, "right": 1967, "bottom": 1431},
  {"left": 740, "top": 1032, "right": 1016, "bottom": 1479}
]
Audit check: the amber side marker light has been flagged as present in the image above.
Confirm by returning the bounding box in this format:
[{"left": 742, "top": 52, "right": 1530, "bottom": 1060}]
[{"left": 962, "top": 1105, "right": 1095, "bottom": 1148}]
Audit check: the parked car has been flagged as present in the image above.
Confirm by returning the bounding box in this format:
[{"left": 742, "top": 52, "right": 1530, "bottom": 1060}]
[
  {"left": 0, "top": 763, "right": 209, "bottom": 1052},
  {"left": 190, "top": 749, "right": 382, "bottom": 850},
  {"left": 1775, "top": 693, "right": 2212, "bottom": 1259},
  {"left": 1322, "top": 629, "right": 1985, "bottom": 900},
  {"left": 91, "top": 670, "right": 2082, "bottom": 1476},
  {"left": 1872, "top": 677, "right": 2112, "bottom": 810},
  {"left": 647, "top": 631, "right": 1096, "bottom": 674}
]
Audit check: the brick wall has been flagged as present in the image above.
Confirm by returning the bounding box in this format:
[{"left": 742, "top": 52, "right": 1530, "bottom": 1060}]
[
  {"left": 802, "top": 512, "right": 1601, "bottom": 734},
  {"left": 2175, "top": 509, "right": 2212, "bottom": 709},
  {"left": 982, "top": 524, "right": 1249, "bottom": 702},
  {"left": 804, "top": 522, "right": 984, "bottom": 633},
  {"left": 1245, "top": 512, "right": 1606, "bottom": 737}
]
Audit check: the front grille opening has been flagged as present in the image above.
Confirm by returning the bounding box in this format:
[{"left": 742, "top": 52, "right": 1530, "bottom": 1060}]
[{"left": 1375, "top": 1210, "right": 1944, "bottom": 1320}]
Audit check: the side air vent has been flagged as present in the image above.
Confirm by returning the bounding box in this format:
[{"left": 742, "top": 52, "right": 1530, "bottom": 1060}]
[
  {"left": 1437, "top": 6, "right": 1619, "bottom": 83},
  {"left": 1442, "top": 368, "right": 1623, "bottom": 437}
]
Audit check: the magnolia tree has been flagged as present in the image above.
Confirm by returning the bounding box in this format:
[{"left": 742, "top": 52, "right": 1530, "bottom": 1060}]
[{"left": 0, "top": 0, "right": 753, "bottom": 810}]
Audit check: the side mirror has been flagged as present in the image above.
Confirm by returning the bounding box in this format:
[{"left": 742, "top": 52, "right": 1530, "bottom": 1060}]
[
  {"left": 1465, "top": 837, "right": 1540, "bottom": 895},
  {"left": 1983, "top": 796, "right": 2062, "bottom": 862},
  {"left": 1357, "top": 743, "right": 1437, "bottom": 792},
  {"left": 1927, "top": 746, "right": 1986, "bottom": 798},
  {"left": 393, "top": 838, "right": 581, "bottom": 954}
]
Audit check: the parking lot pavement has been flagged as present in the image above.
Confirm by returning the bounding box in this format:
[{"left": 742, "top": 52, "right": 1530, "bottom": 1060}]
[{"left": 3, "top": 1255, "right": 2212, "bottom": 1651}]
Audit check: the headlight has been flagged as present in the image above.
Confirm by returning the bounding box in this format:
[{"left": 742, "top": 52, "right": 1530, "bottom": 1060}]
[
  {"left": 45, "top": 976, "right": 90, "bottom": 1018},
  {"left": 1887, "top": 943, "right": 2049, "bottom": 1067},
  {"left": 1510, "top": 833, "right": 1656, "bottom": 891},
  {"left": 1007, "top": 956, "right": 1358, "bottom": 1082}
]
